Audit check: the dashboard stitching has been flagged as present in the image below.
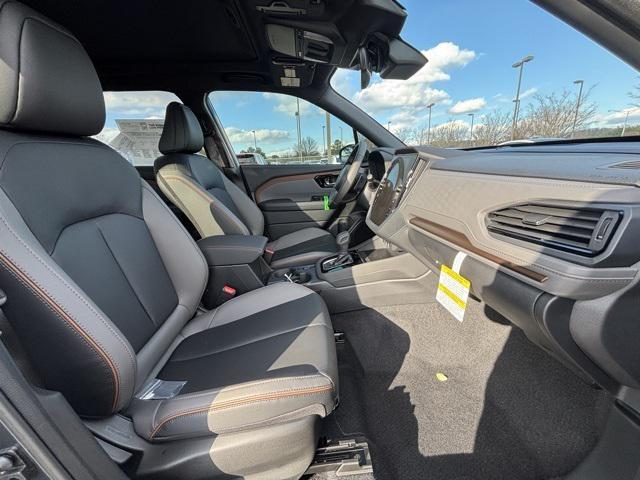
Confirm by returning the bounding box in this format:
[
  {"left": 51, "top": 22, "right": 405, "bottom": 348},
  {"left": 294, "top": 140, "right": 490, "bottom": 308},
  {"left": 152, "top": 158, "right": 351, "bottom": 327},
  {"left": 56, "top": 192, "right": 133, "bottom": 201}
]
[{"left": 426, "top": 170, "right": 632, "bottom": 190}]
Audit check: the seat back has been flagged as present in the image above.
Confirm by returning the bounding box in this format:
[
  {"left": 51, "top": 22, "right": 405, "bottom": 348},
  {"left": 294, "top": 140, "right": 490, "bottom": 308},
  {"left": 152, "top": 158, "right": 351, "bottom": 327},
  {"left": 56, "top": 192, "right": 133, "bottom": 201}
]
[
  {"left": 154, "top": 102, "right": 264, "bottom": 238},
  {"left": 0, "top": 2, "right": 207, "bottom": 417}
]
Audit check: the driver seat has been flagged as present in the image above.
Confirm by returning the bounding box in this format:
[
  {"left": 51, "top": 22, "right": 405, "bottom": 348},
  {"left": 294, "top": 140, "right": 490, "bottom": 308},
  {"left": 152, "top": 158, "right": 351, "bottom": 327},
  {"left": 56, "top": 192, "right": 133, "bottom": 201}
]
[{"left": 155, "top": 102, "right": 338, "bottom": 268}]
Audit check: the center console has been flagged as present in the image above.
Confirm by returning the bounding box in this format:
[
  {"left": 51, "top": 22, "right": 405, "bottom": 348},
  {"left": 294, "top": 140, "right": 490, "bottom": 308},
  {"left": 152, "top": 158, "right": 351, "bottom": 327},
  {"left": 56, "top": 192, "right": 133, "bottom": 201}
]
[{"left": 198, "top": 234, "right": 271, "bottom": 308}]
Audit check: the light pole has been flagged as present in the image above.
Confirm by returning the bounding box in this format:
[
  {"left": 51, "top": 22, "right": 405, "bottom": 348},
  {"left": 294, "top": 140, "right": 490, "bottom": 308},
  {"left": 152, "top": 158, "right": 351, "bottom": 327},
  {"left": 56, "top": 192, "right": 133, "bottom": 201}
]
[
  {"left": 325, "top": 112, "right": 332, "bottom": 160},
  {"left": 622, "top": 111, "right": 631, "bottom": 137},
  {"left": 511, "top": 55, "right": 534, "bottom": 140},
  {"left": 295, "top": 98, "right": 302, "bottom": 160},
  {"left": 426, "top": 102, "right": 435, "bottom": 144},
  {"left": 571, "top": 80, "right": 584, "bottom": 138},
  {"left": 339, "top": 126, "right": 343, "bottom": 145},
  {"left": 387, "top": 121, "right": 391, "bottom": 131},
  {"left": 322, "top": 125, "right": 326, "bottom": 154},
  {"left": 609, "top": 109, "right": 631, "bottom": 137},
  {"left": 467, "top": 113, "right": 475, "bottom": 143},
  {"left": 252, "top": 130, "right": 257, "bottom": 150}
]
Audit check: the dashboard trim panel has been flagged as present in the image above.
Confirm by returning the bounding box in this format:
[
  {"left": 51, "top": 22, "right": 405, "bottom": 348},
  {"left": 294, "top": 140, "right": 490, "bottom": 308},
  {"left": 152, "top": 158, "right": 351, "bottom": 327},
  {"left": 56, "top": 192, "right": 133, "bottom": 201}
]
[{"left": 409, "top": 216, "right": 549, "bottom": 283}]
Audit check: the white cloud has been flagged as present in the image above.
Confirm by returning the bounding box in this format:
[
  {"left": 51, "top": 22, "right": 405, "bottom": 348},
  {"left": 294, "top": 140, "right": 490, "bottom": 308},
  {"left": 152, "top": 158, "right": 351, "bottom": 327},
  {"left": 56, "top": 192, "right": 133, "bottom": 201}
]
[
  {"left": 331, "top": 68, "right": 357, "bottom": 99},
  {"left": 520, "top": 87, "right": 538, "bottom": 99},
  {"left": 494, "top": 87, "right": 538, "bottom": 104},
  {"left": 225, "top": 127, "right": 290, "bottom": 145},
  {"left": 448, "top": 97, "right": 486, "bottom": 114},
  {"left": 103, "top": 91, "right": 179, "bottom": 117},
  {"left": 591, "top": 107, "right": 640, "bottom": 127},
  {"left": 262, "top": 93, "right": 318, "bottom": 116},
  {"left": 409, "top": 42, "right": 476, "bottom": 85},
  {"left": 386, "top": 111, "right": 421, "bottom": 132},
  {"left": 351, "top": 42, "right": 476, "bottom": 117},
  {"left": 355, "top": 84, "right": 450, "bottom": 113}
]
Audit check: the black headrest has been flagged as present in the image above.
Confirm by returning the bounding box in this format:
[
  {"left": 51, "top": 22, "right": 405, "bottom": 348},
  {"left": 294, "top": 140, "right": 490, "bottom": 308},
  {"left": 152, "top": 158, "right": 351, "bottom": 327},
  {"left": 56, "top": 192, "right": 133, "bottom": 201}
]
[
  {"left": 159, "top": 102, "right": 204, "bottom": 154},
  {"left": 0, "top": 1, "right": 105, "bottom": 136}
]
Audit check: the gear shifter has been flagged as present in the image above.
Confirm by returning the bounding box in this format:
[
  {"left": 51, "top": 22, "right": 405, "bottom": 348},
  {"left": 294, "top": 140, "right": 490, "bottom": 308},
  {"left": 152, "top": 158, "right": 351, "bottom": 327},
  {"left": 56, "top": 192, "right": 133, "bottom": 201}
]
[
  {"left": 322, "top": 230, "right": 353, "bottom": 271},
  {"left": 336, "top": 231, "right": 350, "bottom": 256}
]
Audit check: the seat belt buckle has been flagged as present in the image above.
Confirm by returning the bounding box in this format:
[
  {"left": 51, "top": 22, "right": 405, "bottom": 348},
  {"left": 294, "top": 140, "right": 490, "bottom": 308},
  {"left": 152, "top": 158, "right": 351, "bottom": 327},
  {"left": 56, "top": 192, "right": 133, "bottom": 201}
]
[
  {"left": 264, "top": 247, "right": 275, "bottom": 264},
  {"left": 220, "top": 285, "right": 236, "bottom": 302}
]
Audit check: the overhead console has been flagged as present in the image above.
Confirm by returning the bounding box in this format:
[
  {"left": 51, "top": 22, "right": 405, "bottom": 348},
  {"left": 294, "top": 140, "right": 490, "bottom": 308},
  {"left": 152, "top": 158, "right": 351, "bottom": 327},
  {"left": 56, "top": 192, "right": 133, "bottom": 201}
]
[
  {"left": 256, "top": 0, "right": 426, "bottom": 88},
  {"left": 366, "top": 143, "right": 640, "bottom": 413}
]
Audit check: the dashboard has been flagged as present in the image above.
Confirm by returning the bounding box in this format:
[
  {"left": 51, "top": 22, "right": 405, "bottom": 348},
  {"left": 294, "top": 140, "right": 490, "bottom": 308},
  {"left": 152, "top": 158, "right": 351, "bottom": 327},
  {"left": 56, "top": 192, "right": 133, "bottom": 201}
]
[{"left": 365, "top": 142, "right": 640, "bottom": 406}]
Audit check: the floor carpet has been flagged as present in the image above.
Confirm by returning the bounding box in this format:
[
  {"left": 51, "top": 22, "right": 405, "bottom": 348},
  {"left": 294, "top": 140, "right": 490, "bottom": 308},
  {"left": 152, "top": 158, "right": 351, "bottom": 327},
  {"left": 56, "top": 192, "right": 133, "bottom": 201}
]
[{"left": 315, "top": 299, "right": 610, "bottom": 480}]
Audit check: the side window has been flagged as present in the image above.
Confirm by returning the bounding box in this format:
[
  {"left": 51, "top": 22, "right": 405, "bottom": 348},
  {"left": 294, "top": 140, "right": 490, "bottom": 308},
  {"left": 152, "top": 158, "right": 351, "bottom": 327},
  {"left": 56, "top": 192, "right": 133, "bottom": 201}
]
[
  {"left": 94, "top": 91, "right": 181, "bottom": 166},
  {"left": 208, "top": 91, "right": 354, "bottom": 166}
]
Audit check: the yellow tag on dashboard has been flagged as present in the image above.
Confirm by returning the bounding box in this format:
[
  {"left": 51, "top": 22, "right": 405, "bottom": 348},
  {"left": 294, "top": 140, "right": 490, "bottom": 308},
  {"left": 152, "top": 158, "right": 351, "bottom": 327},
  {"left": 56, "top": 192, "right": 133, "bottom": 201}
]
[{"left": 436, "top": 264, "right": 471, "bottom": 322}]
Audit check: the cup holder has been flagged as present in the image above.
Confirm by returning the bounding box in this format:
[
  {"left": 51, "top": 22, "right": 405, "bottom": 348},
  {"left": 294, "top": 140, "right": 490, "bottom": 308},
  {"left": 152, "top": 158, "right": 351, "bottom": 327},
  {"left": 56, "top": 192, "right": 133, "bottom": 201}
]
[{"left": 269, "top": 266, "right": 315, "bottom": 285}]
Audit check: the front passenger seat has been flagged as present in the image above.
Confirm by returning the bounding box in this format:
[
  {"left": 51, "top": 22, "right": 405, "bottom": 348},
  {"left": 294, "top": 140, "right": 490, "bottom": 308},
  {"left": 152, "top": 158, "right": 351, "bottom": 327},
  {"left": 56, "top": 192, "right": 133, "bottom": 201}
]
[
  {"left": 155, "top": 102, "right": 338, "bottom": 268},
  {"left": 0, "top": 3, "right": 338, "bottom": 478}
]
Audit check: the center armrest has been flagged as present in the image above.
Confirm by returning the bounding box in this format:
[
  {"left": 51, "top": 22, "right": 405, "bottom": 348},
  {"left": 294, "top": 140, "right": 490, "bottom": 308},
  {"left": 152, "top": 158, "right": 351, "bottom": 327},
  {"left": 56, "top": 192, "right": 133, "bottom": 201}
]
[{"left": 197, "top": 235, "right": 268, "bottom": 266}]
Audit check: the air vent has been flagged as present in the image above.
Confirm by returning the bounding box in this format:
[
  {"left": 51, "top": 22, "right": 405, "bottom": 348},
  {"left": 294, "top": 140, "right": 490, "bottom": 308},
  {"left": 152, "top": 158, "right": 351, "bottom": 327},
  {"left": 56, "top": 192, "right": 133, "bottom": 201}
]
[{"left": 487, "top": 204, "right": 621, "bottom": 256}]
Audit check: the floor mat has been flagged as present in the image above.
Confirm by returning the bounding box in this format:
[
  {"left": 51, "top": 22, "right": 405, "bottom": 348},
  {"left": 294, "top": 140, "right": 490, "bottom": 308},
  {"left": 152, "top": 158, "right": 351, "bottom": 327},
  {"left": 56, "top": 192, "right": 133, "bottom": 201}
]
[{"left": 320, "top": 300, "right": 610, "bottom": 480}]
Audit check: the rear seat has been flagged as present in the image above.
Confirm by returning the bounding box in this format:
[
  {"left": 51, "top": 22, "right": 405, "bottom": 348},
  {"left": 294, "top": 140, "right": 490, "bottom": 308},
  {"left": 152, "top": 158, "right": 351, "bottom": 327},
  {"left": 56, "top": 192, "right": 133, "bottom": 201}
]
[{"left": 0, "top": 2, "right": 338, "bottom": 478}]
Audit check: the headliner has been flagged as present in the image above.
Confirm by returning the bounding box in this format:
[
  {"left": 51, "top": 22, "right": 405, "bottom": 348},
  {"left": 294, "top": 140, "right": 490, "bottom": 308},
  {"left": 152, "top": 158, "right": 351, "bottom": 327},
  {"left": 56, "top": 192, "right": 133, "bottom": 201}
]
[{"left": 20, "top": 0, "right": 407, "bottom": 95}]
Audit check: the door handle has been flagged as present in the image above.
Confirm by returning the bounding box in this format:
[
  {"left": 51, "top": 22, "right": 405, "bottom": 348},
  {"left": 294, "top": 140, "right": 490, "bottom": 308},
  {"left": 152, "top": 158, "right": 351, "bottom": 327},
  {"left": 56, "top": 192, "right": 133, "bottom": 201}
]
[{"left": 314, "top": 174, "right": 338, "bottom": 188}]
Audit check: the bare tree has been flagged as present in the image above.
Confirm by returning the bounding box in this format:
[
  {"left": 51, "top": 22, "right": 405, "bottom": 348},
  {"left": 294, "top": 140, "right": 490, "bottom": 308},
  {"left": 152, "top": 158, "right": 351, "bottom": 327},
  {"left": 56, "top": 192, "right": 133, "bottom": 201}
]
[
  {"left": 430, "top": 120, "right": 468, "bottom": 148},
  {"left": 393, "top": 127, "right": 422, "bottom": 145},
  {"left": 292, "top": 136, "right": 319, "bottom": 156},
  {"left": 518, "top": 88, "right": 597, "bottom": 139},
  {"left": 473, "top": 110, "right": 511, "bottom": 146}
]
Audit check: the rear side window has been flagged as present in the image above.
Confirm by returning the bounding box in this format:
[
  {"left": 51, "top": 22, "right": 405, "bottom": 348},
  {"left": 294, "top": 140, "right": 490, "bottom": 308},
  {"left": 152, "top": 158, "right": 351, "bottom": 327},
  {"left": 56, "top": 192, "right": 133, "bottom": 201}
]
[{"left": 94, "top": 91, "right": 180, "bottom": 166}]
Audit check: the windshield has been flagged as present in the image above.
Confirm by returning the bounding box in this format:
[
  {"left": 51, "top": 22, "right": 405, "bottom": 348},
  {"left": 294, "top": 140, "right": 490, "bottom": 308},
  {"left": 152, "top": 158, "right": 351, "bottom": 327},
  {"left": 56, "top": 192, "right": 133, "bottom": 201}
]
[{"left": 331, "top": 0, "right": 640, "bottom": 148}]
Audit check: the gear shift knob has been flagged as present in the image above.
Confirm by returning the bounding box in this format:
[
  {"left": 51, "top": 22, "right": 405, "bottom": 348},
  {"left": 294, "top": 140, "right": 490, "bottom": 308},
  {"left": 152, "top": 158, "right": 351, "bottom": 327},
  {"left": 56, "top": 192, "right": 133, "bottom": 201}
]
[{"left": 336, "top": 231, "right": 350, "bottom": 255}]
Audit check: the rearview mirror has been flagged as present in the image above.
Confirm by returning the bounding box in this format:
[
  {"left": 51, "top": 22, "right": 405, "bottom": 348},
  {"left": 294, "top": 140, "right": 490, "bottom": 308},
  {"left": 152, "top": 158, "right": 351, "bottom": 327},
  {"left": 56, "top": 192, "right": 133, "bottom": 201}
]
[
  {"left": 380, "top": 38, "right": 426, "bottom": 80},
  {"left": 358, "top": 47, "right": 371, "bottom": 89}
]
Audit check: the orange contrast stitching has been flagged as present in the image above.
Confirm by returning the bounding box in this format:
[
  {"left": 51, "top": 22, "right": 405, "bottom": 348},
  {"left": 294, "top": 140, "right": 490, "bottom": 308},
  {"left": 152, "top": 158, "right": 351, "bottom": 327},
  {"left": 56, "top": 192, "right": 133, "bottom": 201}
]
[
  {"left": 150, "top": 384, "right": 333, "bottom": 439},
  {"left": 0, "top": 252, "right": 120, "bottom": 411}
]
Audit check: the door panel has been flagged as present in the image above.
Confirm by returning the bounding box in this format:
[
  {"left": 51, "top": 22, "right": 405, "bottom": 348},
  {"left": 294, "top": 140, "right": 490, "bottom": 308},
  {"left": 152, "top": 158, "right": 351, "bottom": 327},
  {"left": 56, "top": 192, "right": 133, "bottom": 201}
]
[
  {"left": 242, "top": 165, "right": 341, "bottom": 201},
  {"left": 241, "top": 164, "right": 343, "bottom": 239}
]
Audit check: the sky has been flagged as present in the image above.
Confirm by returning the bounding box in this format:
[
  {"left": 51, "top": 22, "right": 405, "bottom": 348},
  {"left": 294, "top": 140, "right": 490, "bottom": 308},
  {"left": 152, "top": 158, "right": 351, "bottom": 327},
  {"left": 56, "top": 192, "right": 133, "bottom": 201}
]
[{"left": 98, "top": 0, "right": 640, "bottom": 154}]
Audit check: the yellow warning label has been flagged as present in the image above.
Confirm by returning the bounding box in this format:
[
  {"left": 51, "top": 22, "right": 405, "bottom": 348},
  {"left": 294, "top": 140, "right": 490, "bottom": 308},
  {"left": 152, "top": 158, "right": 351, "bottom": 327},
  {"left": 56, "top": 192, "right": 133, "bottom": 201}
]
[{"left": 436, "top": 264, "right": 471, "bottom": 322}]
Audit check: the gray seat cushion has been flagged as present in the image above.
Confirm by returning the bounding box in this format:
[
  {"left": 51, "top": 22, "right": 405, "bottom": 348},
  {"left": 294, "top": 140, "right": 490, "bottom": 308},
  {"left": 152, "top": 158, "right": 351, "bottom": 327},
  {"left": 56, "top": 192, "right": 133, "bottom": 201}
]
[
  {"left": 129, "top": 283, "right": 338, "bottom": 442},
  {"left": 267, "top": 227, "right": 338, "bottom": 269}
]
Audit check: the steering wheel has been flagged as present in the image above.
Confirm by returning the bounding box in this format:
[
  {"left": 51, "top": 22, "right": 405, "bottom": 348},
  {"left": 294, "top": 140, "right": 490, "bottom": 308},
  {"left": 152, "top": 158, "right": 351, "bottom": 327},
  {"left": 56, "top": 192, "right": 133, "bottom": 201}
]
[{"left": 329, "top": 139, "right": 368, "bottom": 207}]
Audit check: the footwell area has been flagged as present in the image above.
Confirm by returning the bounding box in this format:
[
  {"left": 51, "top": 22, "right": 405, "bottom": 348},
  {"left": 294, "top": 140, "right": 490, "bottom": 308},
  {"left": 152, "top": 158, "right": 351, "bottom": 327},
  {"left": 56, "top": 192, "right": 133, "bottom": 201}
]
[{"left": 319, "top": 301, "right": 610, "bottom": 480}]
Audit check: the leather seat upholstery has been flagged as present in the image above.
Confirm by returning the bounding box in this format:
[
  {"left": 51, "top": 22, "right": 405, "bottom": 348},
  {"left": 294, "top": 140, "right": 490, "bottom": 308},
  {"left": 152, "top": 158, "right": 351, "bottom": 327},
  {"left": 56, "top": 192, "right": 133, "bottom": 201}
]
[
  {"left": 129, "top": 283, "right": 337, "bottom": 441},
  {"left": 0, "top": 3, "right": 338, "bottom": 477},
  {"left": 154, "top": 102, "right": 338, "bottom": 268}
]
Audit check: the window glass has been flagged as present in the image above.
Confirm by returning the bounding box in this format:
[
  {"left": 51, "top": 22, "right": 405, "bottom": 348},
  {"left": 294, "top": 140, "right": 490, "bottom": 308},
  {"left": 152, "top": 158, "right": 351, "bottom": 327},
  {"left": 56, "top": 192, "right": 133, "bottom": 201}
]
[
  {"left": 209, "top": 91, "right": 354, "bottom": 165},
  {"left": 331, "top": 0, "right": 639, "bottom": 148},
  {"left": 94, "top": 91, "right": 180, "bottom": 166}
]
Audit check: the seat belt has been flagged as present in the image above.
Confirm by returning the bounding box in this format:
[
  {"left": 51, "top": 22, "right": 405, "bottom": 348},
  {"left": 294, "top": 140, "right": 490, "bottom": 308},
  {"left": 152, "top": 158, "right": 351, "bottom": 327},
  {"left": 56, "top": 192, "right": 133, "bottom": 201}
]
[{"left": 0, "top": 289, "right": 43, "bottom": 386}]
